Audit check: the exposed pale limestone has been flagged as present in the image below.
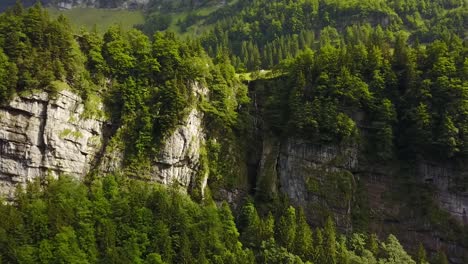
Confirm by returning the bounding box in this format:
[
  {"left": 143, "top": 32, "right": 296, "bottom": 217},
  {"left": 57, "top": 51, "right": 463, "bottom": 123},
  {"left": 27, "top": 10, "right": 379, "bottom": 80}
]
[
  {"left": 151, "top": 82, "right": 208, "bottom": 189},
  {"left": 99, "top": 81, "right": 208, "bottom": 191},
  {"left": 99, "top": 108, "right": 206, "bottom": 190},
  {"left": 151, "top": 108, "right": 205, "bottom": 188},
  {"left": 0, "top": 90, "right": 105, "bottom": 198},
  {"left": 419, "top": 161, "right": 468, "bottom": 224},
  {"left": 0, "top": 82, "right": 209, "bottom": 198}
]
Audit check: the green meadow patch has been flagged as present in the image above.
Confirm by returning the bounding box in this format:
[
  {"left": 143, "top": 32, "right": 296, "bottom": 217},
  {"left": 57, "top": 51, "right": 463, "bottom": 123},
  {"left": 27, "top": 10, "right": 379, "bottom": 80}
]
[{"left": 47, "top": 7, "right": 144, "bottom": 33}]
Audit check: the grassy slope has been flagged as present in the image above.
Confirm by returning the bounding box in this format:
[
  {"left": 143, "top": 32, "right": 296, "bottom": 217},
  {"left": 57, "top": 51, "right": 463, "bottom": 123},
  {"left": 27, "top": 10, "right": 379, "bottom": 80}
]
[
  {"left": 46, "top": 0, "right": 238, "bottom": 36},
  {"left": 47, "top": 7, "right": 144, "bottom": 33},
  {"left": 167, "top": 7, "right": 217, "bottom": 35},
  {"left": 170, "top": 0, "right": 239, "bottom": 35}
]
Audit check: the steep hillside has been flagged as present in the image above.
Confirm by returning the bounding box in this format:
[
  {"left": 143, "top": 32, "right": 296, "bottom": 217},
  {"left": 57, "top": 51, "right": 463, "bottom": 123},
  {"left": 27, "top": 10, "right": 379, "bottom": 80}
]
[
  {"left": 0, "top": 2, "right": 466, "bottom": 264},
  {"left": 0, "top": 0, "right": 148, "bottom": 10}
]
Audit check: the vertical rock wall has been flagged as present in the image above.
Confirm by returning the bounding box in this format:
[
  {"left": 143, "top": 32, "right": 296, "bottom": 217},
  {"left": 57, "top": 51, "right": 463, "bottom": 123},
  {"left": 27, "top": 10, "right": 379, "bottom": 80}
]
[
  {"left": 0, "top": 90, "right": 105, "bottom": 197},
  {"left": 99, "top": 82, "right": 208, "bottom": 191},
  {"left": 0, "top": 83, "right": 209, "bottom": 197},
  {"left": 151, "top": 107, "right": 206, "bottom": 189},
  {"left": 419, "top": 161, "right": 468, "bottom": 224},
  {"left": 276, "top": 138, "right": 358, "bottom": 229}
]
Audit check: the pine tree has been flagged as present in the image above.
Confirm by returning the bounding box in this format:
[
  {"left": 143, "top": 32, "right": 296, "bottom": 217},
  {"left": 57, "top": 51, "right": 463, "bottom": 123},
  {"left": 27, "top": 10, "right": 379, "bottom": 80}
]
[
  {"left": 434, "top": 251, "right": 449, "bottom": 264},
  {"left": 239, "top": 202, "right": 262, "bottom": 248},
  {"left": 261, "top": 212, "right": 275, "bottom": 242},
  {"left": 417, "top": 243, "right": 429, "bottom": 264},
  {"left": 323, "top": 216, "right": 337, "bottom": 264},
  {"left": 293, "top": 208, "right": 313, "bottom": 260},
  {"left": 275, "top": 207, "right": 297, "bottom": 251}
]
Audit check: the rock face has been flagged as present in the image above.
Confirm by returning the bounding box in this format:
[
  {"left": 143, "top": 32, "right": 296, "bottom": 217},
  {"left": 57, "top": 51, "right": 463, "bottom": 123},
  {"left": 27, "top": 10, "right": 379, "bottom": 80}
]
[
  {"left": 419, "top": 161, "right": 468, "bottom": 224},
  {"left": 99, "top": 82, "right": 208, "bottom": 191},
  {"left": 0, "top": 90, "right": 105, "bottom": 198},
  {"left": 247, "top": 78, "right": 468, "bottom": 261},
  {"left": 273, "top": 138, "right": 357, "bottom": 229},
  {"left": 151, "top": 107, "right": 206, "bottom": 190},
  {"left": 278, "top": 138, "right": 357, "bottom": 203},
  {"left": 0, "top": 83, "right": 208, "bottom": 197},
  {"left": 268, "top": 136, "right": 468, "bottom": 260}
]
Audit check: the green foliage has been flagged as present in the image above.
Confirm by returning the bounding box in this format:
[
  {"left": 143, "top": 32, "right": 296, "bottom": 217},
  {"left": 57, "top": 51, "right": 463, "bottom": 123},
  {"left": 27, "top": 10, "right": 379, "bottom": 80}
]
[
  {"left": 48, "top": 7, "right": 145, "bottom": 34},
  {"left": 434, "top": 251, "right": 449, "bottom": 264},
  {"left": 0, "top": 4, "right": 465, "bottom": 264},
  {"left": 236, "top": 202, "right": 415, "bottom": 264},
  {"left": 293, "top": 208, "right": 313, "bottom": 260},
  {"left": 248, "top": 24, "right": 467, "bottom": 162},
  {"left": 91, "top": 25, "right": 229, "bottom": 173},
  {"left": 0, "top": 3, "right": 244, "bottom": 178},
  {"left": 137, "top": 12, "right": 172, "bottom": 35},
  {"left": 379, "top": 235, "right": 416, "bottom": 264},
  {"left": 195, "top": 0, "right": 464, "bottom": 72},
  {"left": 199, "top": 54, "right": 251, "bottom": 193},
  {"left": 0, "top": 48, "right": 16, "bottom": 103},
  {"left": 416, "top": 243, "right": 429, "bottom": 264},
  {"left": 0, "top": 3, "right": 87, "bottom": 96},
  {"left": 239, "top": 201, "right": 262, "bottom": 248},
  {"left": 275, "top": 206, "right": 297, "bottom": 251},
  {"left": 0, "top": 175, "right": 253, "bottom": 264},
  {"left": 201, "top": 55, "right": 249, "bottom": 131}
]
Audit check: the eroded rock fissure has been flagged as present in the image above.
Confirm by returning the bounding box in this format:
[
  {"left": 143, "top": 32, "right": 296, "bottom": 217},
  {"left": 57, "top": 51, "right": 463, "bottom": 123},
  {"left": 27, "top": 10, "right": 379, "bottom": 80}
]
[{"left": 37, "top": 99, "right": 48, "bottom": 167}]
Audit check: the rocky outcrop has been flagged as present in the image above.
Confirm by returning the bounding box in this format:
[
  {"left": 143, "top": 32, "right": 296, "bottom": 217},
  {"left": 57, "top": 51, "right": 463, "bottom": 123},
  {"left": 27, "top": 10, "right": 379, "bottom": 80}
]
[
  {"left": 99, "top": 82, "right": 208, "bottom": 192},
  {"left": 278, "top": 139, "right": 356, "bottom": 186},
  {"left": 275, "top": 138, "right": 357, "bottom": 229},
  {"left": 246, "top": 78, "right": 468, "bottom": 261},
  {"left": 151, "top": 107, "right": 206, "bottom": 190},
  {"left": 269, "top": 136, "right": 468, "bottom": 261},
  {"left": 0, "top": 83, "right": 209, "bottom": 197},
  {"left": 0, "top": 90, "right": 105, "bottom": 198},
  {"left": 419, "top": 161, "right": 468, "bottom": 224}
]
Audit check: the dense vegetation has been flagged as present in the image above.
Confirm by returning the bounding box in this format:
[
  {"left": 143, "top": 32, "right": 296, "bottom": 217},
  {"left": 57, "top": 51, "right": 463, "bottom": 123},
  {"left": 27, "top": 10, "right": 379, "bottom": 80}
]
[
  {"left": 255, "top": 30, "right": 468, "bottom": 162},
  {"left": 0, "top": 175, "right": 425, "bottom": 264},
  {"left": 0, "top": 2, "right": 247, "bottom": 175},
  {"left": 0, "top": 2, "right": 84, "bottom": 102},
  {"left": 199, "top": 0, "right": 466, "bottom": 71},
  {"left": 135, "top": 0, "right": 468, "bottom": 163},
  {"left": 0, "top": 1, "right": 466, "bottom": 263}
]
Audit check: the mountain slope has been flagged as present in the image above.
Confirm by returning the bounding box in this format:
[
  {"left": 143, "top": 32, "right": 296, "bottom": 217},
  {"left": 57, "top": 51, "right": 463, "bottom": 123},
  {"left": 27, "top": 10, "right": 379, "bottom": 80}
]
[{"left": 0, "top": 2, "right": 466, "bottom": 263}]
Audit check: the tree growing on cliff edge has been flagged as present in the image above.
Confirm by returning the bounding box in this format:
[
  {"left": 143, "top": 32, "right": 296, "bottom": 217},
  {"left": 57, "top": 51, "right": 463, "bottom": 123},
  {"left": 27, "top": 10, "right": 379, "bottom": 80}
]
[
  {"left": 379, "top": 235, "right": 416, "bottom": 264},
  {"left": 0, "top": 49, "right": 17, "bottom": 103},
  {"left": 416, "top": 243, "right": 429, "bottom": 264},
  {"left": 434, "top": 251, "right": 449, "bottom": 264}
]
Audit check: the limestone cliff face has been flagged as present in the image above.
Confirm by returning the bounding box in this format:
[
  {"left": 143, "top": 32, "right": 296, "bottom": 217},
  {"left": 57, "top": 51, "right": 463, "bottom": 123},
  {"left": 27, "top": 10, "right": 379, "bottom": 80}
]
[
  {"left": 0, "top": 90, "right": 105, "bottom": 197},
  {"left": 278, "top": 138, "right": 357, "bottom": 202},
  {"left": 151, "top": 108, "right": 206, "bottom": 189},
  {"left": 418, "top": 161, "right": 468, "bottom": 224},
  {"left": 277, "top": 138, "right": 358, "bottom": 229},
  {"left": 99, "top": 108, "right": 206, "bottom": 191},
  {"left": 273, "top": 138, "right": 468, "bottom": 225},
  {"left": 267, "top": 137, "right": 468, "bottom": 261},
  {"left": 247, "top": 78, "right": 468, "bottom": 261},
  {"left": 254, "top": 135, "right": 358, "bottom": 229},
  {"left": 0, "top": 83, "right": 207, "bottom": 197},
  {"left": 99, "top": 82, "right": 208, "bottom": 191}
]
